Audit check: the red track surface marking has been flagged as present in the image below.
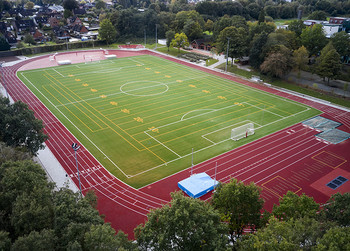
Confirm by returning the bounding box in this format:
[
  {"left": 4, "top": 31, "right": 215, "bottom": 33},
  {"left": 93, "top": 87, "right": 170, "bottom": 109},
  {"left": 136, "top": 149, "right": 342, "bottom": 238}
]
[{"left": 5, "top": 50, "right": 350, "bottom": 238}]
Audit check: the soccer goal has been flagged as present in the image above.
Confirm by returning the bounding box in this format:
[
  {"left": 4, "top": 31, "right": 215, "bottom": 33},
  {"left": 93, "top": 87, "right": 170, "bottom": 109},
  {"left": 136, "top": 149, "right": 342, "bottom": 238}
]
[
  {"left": 231, "top": 123, "right": 255, "bottom": 141},
  {"left": 84, "top": 55, "right": 101, "bottom": 63}
]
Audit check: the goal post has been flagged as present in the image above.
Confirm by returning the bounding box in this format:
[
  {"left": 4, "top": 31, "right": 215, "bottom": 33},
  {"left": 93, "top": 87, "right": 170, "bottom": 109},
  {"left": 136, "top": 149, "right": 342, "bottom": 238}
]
[
  {"left": 231, "top": 123, "right": 254, "bottom": 141},
  {"left": 84, "top": 55, "right": 101, "bottom": 63}
]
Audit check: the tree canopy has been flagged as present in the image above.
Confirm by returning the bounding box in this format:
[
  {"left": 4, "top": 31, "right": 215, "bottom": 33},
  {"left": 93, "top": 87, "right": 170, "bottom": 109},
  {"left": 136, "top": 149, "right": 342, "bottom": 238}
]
[
  {"left": 98, "top": 18, "right": 117, "bottom": 45},
  {"left": 211, "top": 178, "right": 264, "bottom": 245},
  {"left": 170, "top": 32, "right": 189, "bottom": 52},
  {"left": 0, "top": 97, "right": 48, "bottom": 155},
  {"left": 135, "top": 191, "right": 228, "bottom": 251}
]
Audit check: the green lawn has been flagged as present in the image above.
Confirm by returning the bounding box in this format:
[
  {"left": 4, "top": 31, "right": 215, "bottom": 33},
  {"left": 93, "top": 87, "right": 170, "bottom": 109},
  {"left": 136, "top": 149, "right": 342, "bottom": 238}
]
[{"left": 18, "top": 55, "right": 321, "bottom": 188}]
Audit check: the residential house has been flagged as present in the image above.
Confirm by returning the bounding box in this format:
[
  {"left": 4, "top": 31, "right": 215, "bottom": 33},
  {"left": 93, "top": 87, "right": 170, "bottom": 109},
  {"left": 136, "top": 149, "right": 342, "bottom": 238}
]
[
  {"left": 14, "top": 19, "right": 36, "bottom": 33},
  {"left": 48, "top": 17, "right": 60, "bottom": 28},
  {"left": 191, "top": 39, "right": 213, "bottom": 51},
  {"left": 68, "top": 16, "right": 82, "bottom": 26},
  {"left": 33, "top": 29, "right": 45, "bottom": 41}
]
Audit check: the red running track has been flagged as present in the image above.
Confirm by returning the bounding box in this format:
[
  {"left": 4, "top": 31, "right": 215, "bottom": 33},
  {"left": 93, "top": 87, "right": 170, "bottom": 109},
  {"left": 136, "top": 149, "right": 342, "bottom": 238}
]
[{"left": 4, "top": 49, "right": 350, "bottom": 238}]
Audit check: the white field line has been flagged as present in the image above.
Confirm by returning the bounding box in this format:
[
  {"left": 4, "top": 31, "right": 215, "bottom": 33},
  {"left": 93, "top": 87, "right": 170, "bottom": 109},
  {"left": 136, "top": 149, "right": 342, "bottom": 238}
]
[
  {"left": 52, "top": 68, "right": 65, "bottom": 77},
  {"left": 17, "top": 71, "right": 168, "bottom": 209},
  {"left": 20, "top": 72, "right": 129, "bottom": 178},
  {"left": 181, "top": 109, "right": 217, "bottom": 121},
  {"left": 144, "top": 131, "right": 181, "bottom": 158},
  {"left": 156, "top": 55, "right": 311, "bottom": 111},
  {"left": 56, "top": 75, "right": 207, "bottom": 107}
]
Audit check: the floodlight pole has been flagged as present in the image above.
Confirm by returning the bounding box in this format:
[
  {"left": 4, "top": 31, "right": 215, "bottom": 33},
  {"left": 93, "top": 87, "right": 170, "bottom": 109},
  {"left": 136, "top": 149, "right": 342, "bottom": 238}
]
[
  {"left": 191, "top": 148, "right": 194, "bottom": 176},
  {"left": 72, "top": 143, "right": 82, "bottom": 196},
  {"left": 225, "top": 37, "right": 230, "bottom": 72},
  {"left": 0, "top": 62, "right": 8, "bottom": 98}
]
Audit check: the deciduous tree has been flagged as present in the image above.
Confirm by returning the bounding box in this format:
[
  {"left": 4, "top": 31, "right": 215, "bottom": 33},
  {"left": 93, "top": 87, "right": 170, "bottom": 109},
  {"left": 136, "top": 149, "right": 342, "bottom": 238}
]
[
  {"left": 321, "top": 192, "right": 350, "bottom": 226},
  {"left": 0, "top": 97, "right": 48, "bottom": 155},
  {"left": 293, "top": 46, "right": 309, "bottom": 76},
  {"left": 135, "top": 191, "right": 228, "bottom": 251},
  {"left": 165, "top": 30, "right": 175, "bottom": 51},
  {"left": 272, "top": 191, "right": 320, "bottom": 220},
  {"left": 98, "top": 19, "right": 117, "bottom": 45},
  {"left": 211, "top": 178, "right": 264, "bottom": 245},
  {"left": 316, "top": 42, "right": 342, "bottom": 84},
  {"left": 301, "top": 24, "right": 327, "bottom": 56},
  {"left": 249, "top": 32, "right": 268, "bottom": 69},
  {"left": 331, "top": 31, "right": 350, "bottom": 59},
  {"left": 314, "top": 226, "right": 350, "bottom": 250},
  {"left": 260, "top": 49, "right": 294, "bottom": 78},
  {"left": 11, "top": 229, "right": 57, "bottom": 251},
  {"left": 217, "top": 26, "right": 248, "bottom": 62},
  {"left": 0, "top": 35, "right": 10, "bottom": 51},
  {"left": 170, "top": 32, "right": 189, "bottom": 52}
]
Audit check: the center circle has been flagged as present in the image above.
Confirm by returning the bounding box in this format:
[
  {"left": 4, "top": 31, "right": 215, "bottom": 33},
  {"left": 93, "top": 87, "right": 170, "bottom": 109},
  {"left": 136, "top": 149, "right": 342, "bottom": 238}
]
[{"left": 120, "top": 81, "right": 169, "bottom": 96}]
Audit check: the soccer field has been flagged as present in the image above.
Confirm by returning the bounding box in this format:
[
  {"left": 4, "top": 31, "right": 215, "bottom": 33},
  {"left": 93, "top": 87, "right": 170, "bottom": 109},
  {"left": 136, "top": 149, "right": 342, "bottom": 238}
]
[{"left": 18, "top": 55, "right": 321, "bottom": 188}]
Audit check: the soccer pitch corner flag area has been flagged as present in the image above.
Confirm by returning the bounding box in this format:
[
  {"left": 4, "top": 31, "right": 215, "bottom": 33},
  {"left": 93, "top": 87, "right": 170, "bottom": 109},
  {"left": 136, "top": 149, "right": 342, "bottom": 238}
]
[{"left": 18, "top": 55, "right": 321, "bottom": 188}]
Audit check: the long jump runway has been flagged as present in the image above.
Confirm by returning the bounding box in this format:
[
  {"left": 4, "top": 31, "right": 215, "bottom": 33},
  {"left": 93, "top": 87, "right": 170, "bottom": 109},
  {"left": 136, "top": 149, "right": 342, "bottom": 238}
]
[{"left": 4, "top": 50, "right": 350, "bottom": 238}]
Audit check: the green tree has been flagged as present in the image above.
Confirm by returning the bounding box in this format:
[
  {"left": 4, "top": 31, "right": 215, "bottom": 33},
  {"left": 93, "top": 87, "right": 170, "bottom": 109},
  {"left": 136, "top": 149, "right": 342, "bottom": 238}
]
[
  {"left": 24, "top": 34, "right": 35, "bottom": 46},
  {"left": 272, "top": 191, "right": 320, "bottom": 220},
  {"left": 237, "top": 217, "right": 335, "bottom": 251},
  {"left": 260, "top": 50, "right": 294, "bottom": 78},
  {"left": 308, "top": 10, "right": 328, "bottom": 20},
  {"left": 63, "top": 0, "right": 78, "bottom": 11},
  {"left": 211, "top": 178, "right": 264, "bottom": 245},
  {"left": 301, "top": 24, "right": 327, "bottom": 55},
  {"left": 95, "top": 0, "right": 106, "bottom": 9},
  {"left": 316, "top": 42, "right": 342, "bottom": 84},
  {"left": 165, "top": 30, "right": 175, "bottom": 51},
  {"left": 98, "top": 19, "right": 117, "bottom": 45},
  {"left": 331, "top": 31, "right": 350, "bottom": 59},
  {"left": 321, "top": 192, "right": 350, "bottom": 226},
  {"left": 0, "top": 142, "right": 31, "bottom": 166},
  {"left": 170, "top": 32, "right": 189, "bottom": 52},
  {"left": 85, "top": 224, "right": 137, "bottom": 250},
  {"left": 11, "top": 229, "right": 56, "bottom": 251},
  {"left": 293, "top": 46, "right": 309, "bottom": 76},
  {"left": 24, "top": 1, "right": 34, "bottom": 9},
  {"left": 0, "top": 231, "right": 11, "bottom": 251},
  {"left": 0, "top": 97, "right": 48, "bottom": 155},
  {"left": 249, "top": 32, "right": 269, "bottom": 69},
  {"left": 288, "top": 19, "right": 306, "bottom": 37},
  {"left": 183, "top": 20, "right": 203, "bottom": 42},
  {"left": 204, "top": 19, "right": 214, "bottom": 32},
  {"left": 135, "top": 191, "right": 228, "bottom": 251},
  {"left": 258, "top": 8, "right": 265, "bottom": 24},
  {"left": 217, "top": 26, "right": 249, "bottom": 62},
  {"left": 314, "top": 226, "right": 350, "bottom": 250},
  {"left": 0, "top": 35, "right": 10, "bottom": 51}
]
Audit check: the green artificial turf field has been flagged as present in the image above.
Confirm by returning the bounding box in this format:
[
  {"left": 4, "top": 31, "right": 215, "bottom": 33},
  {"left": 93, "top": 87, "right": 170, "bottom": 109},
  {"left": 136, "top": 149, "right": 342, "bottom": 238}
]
[{"left": 18, "top": 55, "right": 321, "bottom": 188}]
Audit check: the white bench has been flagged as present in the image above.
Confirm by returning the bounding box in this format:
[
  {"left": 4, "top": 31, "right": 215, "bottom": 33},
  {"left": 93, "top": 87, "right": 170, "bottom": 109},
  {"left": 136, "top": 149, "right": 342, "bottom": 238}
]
[
  {"left": 57, "top": 60, "right": 71, "bottom": 65},
  {"left": 105, "top": 55, "right": 117, "bottom": 59}
]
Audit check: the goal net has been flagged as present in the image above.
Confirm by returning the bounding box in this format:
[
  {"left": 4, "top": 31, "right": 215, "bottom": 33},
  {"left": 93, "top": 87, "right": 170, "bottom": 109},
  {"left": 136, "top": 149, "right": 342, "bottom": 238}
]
[
  {"left": 231, "top": 123, "right": 254, "bottom": 141},
  {"left": 84, "top": 55, "right": 102, "bottom": 63}
]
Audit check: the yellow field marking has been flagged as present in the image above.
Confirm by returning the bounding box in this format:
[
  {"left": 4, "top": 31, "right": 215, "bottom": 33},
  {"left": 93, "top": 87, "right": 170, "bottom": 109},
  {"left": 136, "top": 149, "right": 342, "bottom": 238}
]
[
  {"left": 154, "top": 71, "right": 160, "bottom": 74},
  {"left": 44, "top": 71, "right": 166, "bottom": 163},
  {"left": 82, "top": 83, "right": 89, "bottom": 87},
  {"left": 217, "top": 96, "right": 227, "bottom": 100},
  {"left": 312, "top": 151, "right": 347, "bottom": 169},
  {"left": 119, "top": 91, "right": 250, "bottom": 130},
  {"left": 165, "top": 75, "right": 171, "bottom": 78},
  {"left": 139, "top": 104, "right": 266, "bottom": 146},
  {"left": 110, "top": 101, "right": 118, "bottom": 106},
  {"left": 75, "top": 79, "right": 81, "bottom": 82},
  {"left": 136, "top": 64, "right": 142, "bottom": 66},
  {"left": 234, "top": 102, "right": 245, "bottom": 107},
  {"left": 148, "top": 126, "right": 159, "bottom": 133},
  {"left": 68, "top": 74, "right": 74, "bottom": 77},
  {"left": 176, "top": 80, "right": 183, "bottom": 83},
  {"left": 121, "top": 108, "right": 130, "bottom": 114},
  {"left": 145, "top": 68, "right": 151, "bottom": 70},
  {"left": 100, "top": 95, "right": 107, "bottom": 98},
  {"left": 202, "top": 90, "right": 210, "bottom": 94},
  {"left": 134, "top": 117, "right": 143, "bottom": 123},
  {"left": 42, "top": 85, "right": 101, "bottom": 132},
  {"left": 262, "top": 176, "right": 302, "bottom": 198},
  {"left": 189, "top": 84, "right": 196, "bottom": 88},
  {"left": 91, "top": 88, "right": 97, "bottom": 92}
]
